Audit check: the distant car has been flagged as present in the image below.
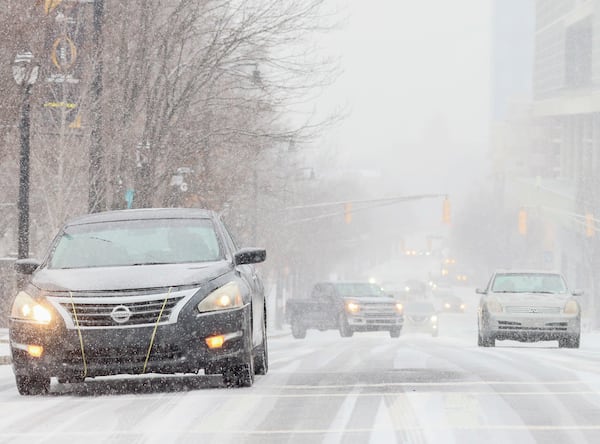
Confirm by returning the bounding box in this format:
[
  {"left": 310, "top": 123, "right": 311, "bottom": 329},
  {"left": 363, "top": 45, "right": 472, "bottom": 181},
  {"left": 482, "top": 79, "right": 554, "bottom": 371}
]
[
  {"left": 441, "top": 294, "right": 466, "bottom": 313},
  {"left": 477, "top": 270, "right": 582, "bottom": 348},
  {"left": 9, "top": 208, "right": 268, "bottom": 395},
  {"left": 431, "top": 285, "right": 465, "bottom": 312},
  {"left": 402, "top": 301, "right": 438, "bottom": 337},
  {"left": 402, "top": 279, "right": 429, "bottom": 301}
]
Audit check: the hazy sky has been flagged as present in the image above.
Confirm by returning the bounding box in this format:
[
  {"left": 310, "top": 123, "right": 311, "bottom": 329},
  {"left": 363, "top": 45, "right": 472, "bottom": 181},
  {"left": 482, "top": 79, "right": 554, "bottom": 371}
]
[{"left": 316, "top": 0, "right": 492, "bottom": 202}]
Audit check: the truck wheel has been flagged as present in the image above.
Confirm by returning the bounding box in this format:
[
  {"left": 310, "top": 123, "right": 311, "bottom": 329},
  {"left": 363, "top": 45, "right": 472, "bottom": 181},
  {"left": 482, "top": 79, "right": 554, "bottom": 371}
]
[
  {"left": 291, "top": 318, "right": 307, "bottom": 339},
  {"left": 389, "top": 328, "right": 401, "bottom": 338},
  {"left": 338, "top": 313, "right": 354, "bottom": 337}
]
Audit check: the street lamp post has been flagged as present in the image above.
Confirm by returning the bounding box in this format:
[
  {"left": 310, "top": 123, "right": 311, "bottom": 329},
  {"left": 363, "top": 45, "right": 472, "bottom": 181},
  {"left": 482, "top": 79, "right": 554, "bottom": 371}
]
[{"left": 12, "top": 52, "right": 39, "bottom": 259}]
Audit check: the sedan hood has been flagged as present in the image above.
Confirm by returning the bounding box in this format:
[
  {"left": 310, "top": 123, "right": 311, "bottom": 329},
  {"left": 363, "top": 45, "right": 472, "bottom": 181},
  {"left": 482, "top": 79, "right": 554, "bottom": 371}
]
[
  {"left": 31, "top": 261, "right": 232, "bottom": 292},
  {"left": 492, "top": 292, "right": 571, "bottom": 307}
]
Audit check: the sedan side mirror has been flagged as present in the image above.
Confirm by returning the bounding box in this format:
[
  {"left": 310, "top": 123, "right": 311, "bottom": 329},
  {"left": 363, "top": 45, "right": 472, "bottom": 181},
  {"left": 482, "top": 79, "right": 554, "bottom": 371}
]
[
  {"left": 475, "top": 288, "right": 486, "bottom": 295},
  {"left": 15, "top": 258, "right": 41, "bottom": 275},
  {"left": 234, "top": 248, "right": 266, "bottom": 265},
  {"left": 572, "top": 289, "right": 584, "bottom": 296}
]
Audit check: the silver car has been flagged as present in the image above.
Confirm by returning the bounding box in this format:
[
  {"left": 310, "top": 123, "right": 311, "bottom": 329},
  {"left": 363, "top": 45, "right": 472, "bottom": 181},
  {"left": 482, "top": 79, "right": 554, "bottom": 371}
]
[{"left": 477, "top": 270, "right": 582, "bottom": 348}]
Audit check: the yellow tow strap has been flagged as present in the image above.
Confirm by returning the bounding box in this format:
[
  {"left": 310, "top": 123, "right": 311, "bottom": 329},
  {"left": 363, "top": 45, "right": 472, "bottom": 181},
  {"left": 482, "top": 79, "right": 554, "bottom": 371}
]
[
  {"left": 142, "top": 287, "right": 172, "bottom": 374},
  {"left": 69, "top": 291, "right": 87, "bottom": 378}
]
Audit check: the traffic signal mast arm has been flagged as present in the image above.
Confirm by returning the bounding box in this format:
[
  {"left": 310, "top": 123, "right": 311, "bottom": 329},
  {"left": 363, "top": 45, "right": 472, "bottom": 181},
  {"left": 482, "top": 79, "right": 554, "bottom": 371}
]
[
  {"left": 285, "top": 194, "right": 449, "bottom": 225},
  {"left": 518, "top": 205, "right": 598, "bottom": 237}
]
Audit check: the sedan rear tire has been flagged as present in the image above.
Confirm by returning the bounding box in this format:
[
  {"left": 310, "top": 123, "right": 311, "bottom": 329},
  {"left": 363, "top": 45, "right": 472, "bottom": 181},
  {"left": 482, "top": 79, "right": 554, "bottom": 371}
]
[{"left": 254, "top": 313, "right": 269, "bottom": 375}]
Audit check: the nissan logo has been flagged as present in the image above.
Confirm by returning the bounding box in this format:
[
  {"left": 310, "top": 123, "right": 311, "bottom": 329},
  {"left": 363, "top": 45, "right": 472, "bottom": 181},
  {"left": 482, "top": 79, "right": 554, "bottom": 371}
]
[{"left": 110, "top": 305, "right": 132, "bottom": 324}]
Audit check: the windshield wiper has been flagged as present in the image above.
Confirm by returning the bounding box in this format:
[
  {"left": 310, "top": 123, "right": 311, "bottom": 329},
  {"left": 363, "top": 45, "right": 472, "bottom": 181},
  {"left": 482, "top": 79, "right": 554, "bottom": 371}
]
[
  {"left": 130, "top": 261, "right": 169, "bottom": 266},
  {"left": 87, "top": 236, "right": 113, "bottom": 243}
]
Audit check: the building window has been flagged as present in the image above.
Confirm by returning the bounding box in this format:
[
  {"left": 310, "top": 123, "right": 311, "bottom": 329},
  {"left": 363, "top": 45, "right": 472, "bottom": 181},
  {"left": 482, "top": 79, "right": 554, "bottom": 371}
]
[{"left": 565, "top": 18, "right": 592, "bottom": 88}]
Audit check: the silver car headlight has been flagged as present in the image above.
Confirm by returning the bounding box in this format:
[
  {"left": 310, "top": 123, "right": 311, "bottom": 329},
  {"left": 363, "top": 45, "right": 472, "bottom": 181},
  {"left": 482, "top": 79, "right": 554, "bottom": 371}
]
[
  {"left": 197, "top": 282, "right": 243, "bottom": 313},
  {"left": 564, "top": 300, "right": 579, "bottom": 315},
  {"left": 11, "top": 291, "right": 52, "bottom": 325},
  {"left": 487, "top": 299, "right": 503, "bottom": 313}
]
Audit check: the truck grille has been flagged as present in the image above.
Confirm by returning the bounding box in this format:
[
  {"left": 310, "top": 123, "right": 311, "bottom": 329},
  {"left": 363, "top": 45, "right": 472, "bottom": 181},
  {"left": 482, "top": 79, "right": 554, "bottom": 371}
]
[{"left": 362, "top": 303, "right": 397, "bottom": 317}]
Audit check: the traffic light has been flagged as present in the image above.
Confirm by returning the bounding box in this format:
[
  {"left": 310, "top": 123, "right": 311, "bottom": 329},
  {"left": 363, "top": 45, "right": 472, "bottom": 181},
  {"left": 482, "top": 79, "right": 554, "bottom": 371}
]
[
  {"left": 518, "top": 208, "right": 527, "bottom": 235},
  {"left": 442, "top": 197, "right": 451, "bottom": 224},
  {"left": 344, "top": 202, "right": 352, "bottom": 224},
  {"left": 585, "top": 213, "right": 595, "bottom": 238}
]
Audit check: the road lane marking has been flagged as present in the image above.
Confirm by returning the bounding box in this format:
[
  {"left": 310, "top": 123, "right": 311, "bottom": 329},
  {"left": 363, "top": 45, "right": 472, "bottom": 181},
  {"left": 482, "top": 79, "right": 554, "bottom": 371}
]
[{"left": 3, "top": 424, "right": 600, "bottom": 438}]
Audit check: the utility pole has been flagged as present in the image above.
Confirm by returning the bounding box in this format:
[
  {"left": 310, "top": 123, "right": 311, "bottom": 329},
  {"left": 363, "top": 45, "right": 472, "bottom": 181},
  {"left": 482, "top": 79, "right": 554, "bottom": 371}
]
[
  {"left": 12, "top": 52, "right": 39, "bottom": 259},
  {"left": 89, "top": 0, "right": 105, "bottom": 213}
]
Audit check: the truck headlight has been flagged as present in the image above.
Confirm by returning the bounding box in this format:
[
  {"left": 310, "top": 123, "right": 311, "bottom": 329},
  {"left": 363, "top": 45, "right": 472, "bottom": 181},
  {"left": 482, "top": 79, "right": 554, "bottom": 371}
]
[
  {"left": 395, "top": 303, "right": 404, "bottom": 314},
  {"left": 10, "top": 291, "right": 52, "bottom": 325},
  {"left": 564, "top": 300, "right": 579, "bottom": 315},
  {"left": 487, "top": 299, "right": 503, "bottom": 313},
  {"left": 430, "top": 315, "right": 438, "bottom": 323},
  {"left": 197, "top": 282, "right": 243, "bottom": 313},
  {"left": 346, "top": 301, "right": 360, "bottom": 314}
]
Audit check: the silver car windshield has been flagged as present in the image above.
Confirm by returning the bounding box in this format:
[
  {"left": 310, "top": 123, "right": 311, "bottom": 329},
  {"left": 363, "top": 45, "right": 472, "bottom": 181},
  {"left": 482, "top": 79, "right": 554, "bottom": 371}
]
[
  {"left": 48, "top": 218, "right": 223, "bottom": 269},
  {"left": 491, "top": 273, "right": 567, "bottom": 294}
]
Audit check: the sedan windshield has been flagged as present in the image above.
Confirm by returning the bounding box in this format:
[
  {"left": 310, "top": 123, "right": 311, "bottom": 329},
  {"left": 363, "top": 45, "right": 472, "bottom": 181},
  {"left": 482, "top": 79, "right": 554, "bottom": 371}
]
[
  {"left": 48, "top": 218, "right": 222, "bottom": 269},
  {"left": 491, "top": 273, "right": 567, "bottom": 294}
]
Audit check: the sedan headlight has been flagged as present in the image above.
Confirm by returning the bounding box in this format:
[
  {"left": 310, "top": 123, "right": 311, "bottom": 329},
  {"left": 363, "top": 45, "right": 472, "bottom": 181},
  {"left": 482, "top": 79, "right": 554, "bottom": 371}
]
[
  {"left": 564, "top": 300, "right": 579, "bottom": 315},
  {"left": 197, "top": 282, "right": 243, "bottom": 313},
  {"left": 345, "top": 301, "right": 361, "bottom": 314},
  {"left": 430, "top": 315, "right": 438, "bottom": 323},
  {"left": 486, "top": 299, "right": 503, "bottom": 313},
  {"left": 11, "top": 291, "right": 52, "bottom": 324}
]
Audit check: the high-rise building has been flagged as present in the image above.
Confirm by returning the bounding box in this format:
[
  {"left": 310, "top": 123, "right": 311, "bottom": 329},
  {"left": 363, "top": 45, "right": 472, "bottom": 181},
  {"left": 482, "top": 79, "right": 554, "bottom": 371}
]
[{"left": 492, "top": 0, "right": 535, "bottom": 121}]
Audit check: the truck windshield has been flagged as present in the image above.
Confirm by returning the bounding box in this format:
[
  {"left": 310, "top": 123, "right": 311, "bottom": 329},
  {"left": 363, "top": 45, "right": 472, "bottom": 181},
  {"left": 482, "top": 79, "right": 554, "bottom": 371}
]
[{"left": 334, "top": 283, "right": 387, "bottom": 297}]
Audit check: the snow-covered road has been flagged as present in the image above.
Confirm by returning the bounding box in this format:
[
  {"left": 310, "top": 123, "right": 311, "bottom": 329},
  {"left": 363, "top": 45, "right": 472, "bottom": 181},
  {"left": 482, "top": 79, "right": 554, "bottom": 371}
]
[{"left": 1, "top": 312, "right": 600, "bottom": 443}]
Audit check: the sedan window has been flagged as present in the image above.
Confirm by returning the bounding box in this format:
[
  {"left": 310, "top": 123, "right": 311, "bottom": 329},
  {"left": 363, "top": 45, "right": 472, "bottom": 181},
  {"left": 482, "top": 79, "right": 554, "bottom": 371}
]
[
  {"left": 491, "top": 273, "right": 567, "bottom": 294},
  {"left": 49, "top": 218, "right": 222, "bottom": 268}
]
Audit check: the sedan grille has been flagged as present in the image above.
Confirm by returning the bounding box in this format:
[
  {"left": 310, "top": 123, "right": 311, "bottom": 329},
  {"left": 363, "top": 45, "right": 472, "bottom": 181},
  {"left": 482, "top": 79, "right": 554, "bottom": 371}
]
[
  {"left": 498, "top": 320, "right": 568, "bottom": 332},
  {"left": 505, "top": 306, "right": 561, "bottom": 314},
  {"left": 47, "top": 288, "right": 196, "bottom": 330},
  {"left": 58, "top": 297, "right": 185, "bottom": 327}
]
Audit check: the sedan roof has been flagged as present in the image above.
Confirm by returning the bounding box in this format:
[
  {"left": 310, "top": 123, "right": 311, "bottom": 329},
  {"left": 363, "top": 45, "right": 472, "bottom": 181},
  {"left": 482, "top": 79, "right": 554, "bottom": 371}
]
[{"left": 66, "top": 208, "right": 215, "bottom": 226}]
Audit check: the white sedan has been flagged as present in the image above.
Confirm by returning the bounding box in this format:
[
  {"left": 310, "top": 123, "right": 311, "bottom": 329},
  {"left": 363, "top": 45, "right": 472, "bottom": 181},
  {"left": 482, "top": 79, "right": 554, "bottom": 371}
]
[{"left": 477, "top": 270, "right": 582, "bottom": 348}]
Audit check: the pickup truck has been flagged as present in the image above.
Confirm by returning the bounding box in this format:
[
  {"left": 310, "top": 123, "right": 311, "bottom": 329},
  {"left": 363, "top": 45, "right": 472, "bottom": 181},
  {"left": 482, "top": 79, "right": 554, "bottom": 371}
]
[{"left": 286, "top": 281, "right": 404, "bottom": 339}]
